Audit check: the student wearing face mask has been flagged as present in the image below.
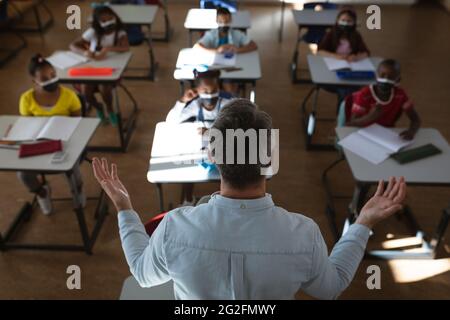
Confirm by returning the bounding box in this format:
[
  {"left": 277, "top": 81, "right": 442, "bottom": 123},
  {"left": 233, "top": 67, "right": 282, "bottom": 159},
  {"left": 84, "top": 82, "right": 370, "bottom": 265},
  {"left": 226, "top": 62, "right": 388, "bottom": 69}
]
[
  {"left": 318, "top": 7, "right": 369, "bottom": 62},
  {"left": 70, "top": 6, "right": 129, "bottom": 126},
  {"left": 17, "top": 54, "right": 85, "bottom": 215},
  {"left": 166, "top": 69, "right": 233, "bottom": 206},
  {"left": 194, "top": 7, "right": 257, "bottom": 55},
  {"left": 347, "top": 59, "right": 421, "bottom": 140}
]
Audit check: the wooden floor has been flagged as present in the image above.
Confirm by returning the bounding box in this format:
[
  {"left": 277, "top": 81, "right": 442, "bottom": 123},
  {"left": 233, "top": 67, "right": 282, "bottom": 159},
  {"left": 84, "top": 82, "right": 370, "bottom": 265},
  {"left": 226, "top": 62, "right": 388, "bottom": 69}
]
[{"left": 0, "top": 1, "right": 449, "bottom": 299}]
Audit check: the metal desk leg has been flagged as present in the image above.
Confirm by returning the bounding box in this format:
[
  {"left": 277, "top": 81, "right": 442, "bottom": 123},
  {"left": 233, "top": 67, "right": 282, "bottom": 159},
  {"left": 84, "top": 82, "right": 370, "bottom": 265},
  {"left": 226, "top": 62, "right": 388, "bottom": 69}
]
[
  {"left": 87, "top": 84, "right": 138, "bottom": 153},
  {"left": 250, "top": 82, "right": 256, "bottom": 103},
  {"left": 188, "top": 30, "right": 193, "bottom": 47},
  {"left": 290, "top": 27, "right": 301, "bottom": 83},
  {"left": 156, "top": 183, "right": 164, "bottom": 212},
  {"left": 279, "top": 0, "right": 286, "bottom": 43},
  {"left": 301, "top": 85, "right": 337, "bottom": 151},
  {"left": 429, "top": 204, "right": 450, "bottom": 256},
  {"left": 148, "top": 24, "right": 157, "bottom": 81},
  {"left": 343, "top": 182, "right": 370, "bottom": 236},
  {"left": 152, "top": 0, "right": 172, "bottom": 42}
]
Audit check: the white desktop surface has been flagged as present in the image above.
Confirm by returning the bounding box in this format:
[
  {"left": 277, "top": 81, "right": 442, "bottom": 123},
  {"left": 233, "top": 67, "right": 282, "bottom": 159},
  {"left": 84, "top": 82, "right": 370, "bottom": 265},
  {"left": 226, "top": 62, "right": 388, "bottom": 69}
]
[
  {"left": 55, "top": 51, "right": 133, "bottom": 83},
  {"left": 0, "top": 116, "right": 100, "bottom": 172},
  {"left": 184, "top": 9, "right": 251, "bottom": 30},
  {"left": 337, "top": 127, "right": 450, "bottom": 185},
  {"left": 307, "top": 55, "right": 382, "bottom": 86},
  {"left": 292, "top": 9, "right": 339, "bottom": 26},
  {"left": 174, "top": 48, "right": 261, "bottom": 81},
  {"left": 109, "top": 4, "right": 158, "bottom": 25}
]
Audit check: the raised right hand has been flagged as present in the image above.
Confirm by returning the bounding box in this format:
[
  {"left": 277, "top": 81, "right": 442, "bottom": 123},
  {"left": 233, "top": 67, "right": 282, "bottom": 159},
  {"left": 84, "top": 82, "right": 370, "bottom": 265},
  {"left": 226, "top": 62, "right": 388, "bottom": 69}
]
[{"left": 356, "top": 177, "right": 407, "bottom": 229}]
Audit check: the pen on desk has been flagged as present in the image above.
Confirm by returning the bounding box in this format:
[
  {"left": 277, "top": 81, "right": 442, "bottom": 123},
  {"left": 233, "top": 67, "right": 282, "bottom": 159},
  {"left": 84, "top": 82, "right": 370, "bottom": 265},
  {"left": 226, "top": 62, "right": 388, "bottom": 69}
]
[{"left": 3, "top": 124, "right": 12, "bottom": 139}]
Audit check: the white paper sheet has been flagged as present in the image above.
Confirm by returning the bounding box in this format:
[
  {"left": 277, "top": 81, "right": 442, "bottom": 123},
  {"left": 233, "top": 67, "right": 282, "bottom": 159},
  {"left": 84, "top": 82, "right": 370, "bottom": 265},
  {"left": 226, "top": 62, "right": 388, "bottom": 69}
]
[
  {"left": 323, "top": 57, "right": 375, "bottom": 71},
  {"left": 4, "top": 117, "right": 48, "bottom": 141},
  {"left": 358, "top": 124, "right": 412, "bottom": 153},
  {"left": 151, "top": 122, "right": 205, "bottom": 158},
  {"left": 338, "top": 132, "right": 390, "bottom": 165},
  {"left": 37, "top": 116, "right": 81, "bottom": 141},
  {"left": 349, "top": 58, "right": 376, "bottom": 71},
  {"left": 47, "top": 51, "right": 89, "bottom": 70},
  {"left": 323, "top": 57, "right": 350, "bottom": 71}
]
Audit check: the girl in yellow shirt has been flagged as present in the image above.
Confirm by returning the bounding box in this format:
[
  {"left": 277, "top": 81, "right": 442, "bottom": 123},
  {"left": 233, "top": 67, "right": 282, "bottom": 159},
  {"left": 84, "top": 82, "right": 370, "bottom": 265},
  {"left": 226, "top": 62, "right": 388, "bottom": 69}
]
[{"left": 17, "top": 54, "right": 85, "bottom": 215}]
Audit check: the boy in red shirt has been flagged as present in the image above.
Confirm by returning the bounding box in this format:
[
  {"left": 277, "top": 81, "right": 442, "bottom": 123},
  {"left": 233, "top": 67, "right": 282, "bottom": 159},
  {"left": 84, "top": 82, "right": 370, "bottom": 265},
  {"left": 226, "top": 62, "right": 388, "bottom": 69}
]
[{"left": 347, "top": 59, "right": 421, "bottom": 140}]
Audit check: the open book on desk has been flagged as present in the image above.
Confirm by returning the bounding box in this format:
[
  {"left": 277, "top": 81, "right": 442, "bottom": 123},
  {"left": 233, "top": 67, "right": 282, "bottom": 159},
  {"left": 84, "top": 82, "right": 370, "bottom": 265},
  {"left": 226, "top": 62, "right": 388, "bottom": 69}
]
[
  {"left": 151, "top": 122, "right": 208, "bottom": 158},
  {"left": 338, "top": 124, "right": 413, "bottom": 164},
  {"left": 3, "top": 116, "right": 81, "bottom": 142},
  {"left": 47, "top": 51, "right": 90, "bottom": 70},
  {"left": 324, "top": 57, "right": 375, "bottom": 71}
]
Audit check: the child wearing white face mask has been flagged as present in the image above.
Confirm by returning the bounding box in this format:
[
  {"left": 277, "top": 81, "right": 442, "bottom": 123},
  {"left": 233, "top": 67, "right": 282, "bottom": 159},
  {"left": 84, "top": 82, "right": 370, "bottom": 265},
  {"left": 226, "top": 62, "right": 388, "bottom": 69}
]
[
  {"left": 347, "top": 59, "right": 421, "bottom": 140},
  {"left": 17, "top": 54, "right": 85, "bottom": 216},
  {"left": 166, "top": 69, "right": 233, "bottom": 129},
  {"left": 166, "top": 69, "right": 233, "bottom": 206},
  {"left": 70, "top": 6, "right": 129, "bottom": 126},
  {"left": 194, "top": 7, "right": 257, "bottom": 55}
]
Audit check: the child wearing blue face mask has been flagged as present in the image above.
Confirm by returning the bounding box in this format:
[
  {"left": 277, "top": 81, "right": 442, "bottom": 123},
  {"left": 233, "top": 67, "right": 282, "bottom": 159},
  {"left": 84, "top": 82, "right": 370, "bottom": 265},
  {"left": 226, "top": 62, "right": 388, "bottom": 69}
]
[
  {"left": 347, "top": 59, "right": 421, "bottom": 140},
  {"left": 70, "top": 6, "right": 129, "bottom": 126}
]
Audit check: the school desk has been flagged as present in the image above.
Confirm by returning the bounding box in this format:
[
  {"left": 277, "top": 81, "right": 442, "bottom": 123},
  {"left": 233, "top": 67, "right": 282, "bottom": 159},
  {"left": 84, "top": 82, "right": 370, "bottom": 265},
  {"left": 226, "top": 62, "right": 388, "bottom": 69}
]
[
  {"left": 324, "top": 127, "right": 450, "bottom": 259},
  {"left": 302, "top": 54, "right": 382, "bottom": 151},
  {"left": 109, "top": 4, "right": 159, "bottom": 81},
  {"left": 173, "top": 48, "right": 262, "bottom": 103},
  {"left": 147, "top": 122, "right": 220, "bottom": 211},
  {"left": 290, "top": 8, "right": 339, "bottom": 83},
  {"left": 55, "top": 51, "right": 139, "bottom": 153},
  {"left": 184, "top": 8, "right": 252, "bottom": 46},
  {"left": 0, "top": 116, "right": 108, "bottom": 254}
]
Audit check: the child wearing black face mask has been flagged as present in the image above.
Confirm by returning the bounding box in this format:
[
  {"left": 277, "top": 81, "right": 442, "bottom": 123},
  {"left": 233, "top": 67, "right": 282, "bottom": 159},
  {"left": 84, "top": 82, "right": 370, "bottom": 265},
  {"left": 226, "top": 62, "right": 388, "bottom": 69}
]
[
  {"left": 347, "top": 59, "right": 421, "bottom": 140},
  {"left": 194, "top": 7, "right": 257, "bottom": 55},
  {"left": 70, "top": 6, "right": 129, "bottom": 126},
  {"left": 318, "top": 7, "right": 370, "bottom": 62},
  {"left": 17, "top": 54, "right": 85, "bottom": 216}
]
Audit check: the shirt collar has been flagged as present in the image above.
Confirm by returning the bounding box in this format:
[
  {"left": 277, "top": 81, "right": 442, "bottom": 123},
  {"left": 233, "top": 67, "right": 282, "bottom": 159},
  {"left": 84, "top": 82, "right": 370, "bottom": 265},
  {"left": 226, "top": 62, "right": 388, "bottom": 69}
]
[{"left": 209, "top": 192, "right": 275, "bottom": 211}]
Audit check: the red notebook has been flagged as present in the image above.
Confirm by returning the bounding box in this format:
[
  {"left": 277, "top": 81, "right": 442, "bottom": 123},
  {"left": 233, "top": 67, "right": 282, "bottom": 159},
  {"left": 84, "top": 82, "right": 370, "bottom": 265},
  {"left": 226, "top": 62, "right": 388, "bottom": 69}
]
[
  {"left": 68, "top": 67, "right": 114, "bottom": 77},
  {"left": 19, "top": 140, "right": 62, "bottom": 158}
]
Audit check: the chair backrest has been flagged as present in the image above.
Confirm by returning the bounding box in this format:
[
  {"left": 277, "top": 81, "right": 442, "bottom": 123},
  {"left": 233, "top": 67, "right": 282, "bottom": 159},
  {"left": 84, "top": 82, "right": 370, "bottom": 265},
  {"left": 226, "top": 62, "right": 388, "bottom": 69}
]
[
  {"left": 145, "top": 212, "right": 167, "bottom": 236},
  {"left": 302, "top": 2, "right": 338, "bottom": 44},
  {"left": 337, "top": 93, "right": 354, "bottom": 127}
]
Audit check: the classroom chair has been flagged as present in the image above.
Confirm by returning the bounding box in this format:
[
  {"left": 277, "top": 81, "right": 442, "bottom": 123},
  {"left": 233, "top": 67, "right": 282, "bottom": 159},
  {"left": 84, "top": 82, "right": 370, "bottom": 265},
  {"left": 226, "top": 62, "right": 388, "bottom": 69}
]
[
  {"left": 291, "top": 1, "right": 337, "bottom": 83},
  {"left": 321, "top": 94, "right": 353, "bottom": 242},
  {"left": 0, "top": 0, "right": 27, "bottom": 67},
  {"left": 8, "top": 0, "right": 54, "bottom": 33}
]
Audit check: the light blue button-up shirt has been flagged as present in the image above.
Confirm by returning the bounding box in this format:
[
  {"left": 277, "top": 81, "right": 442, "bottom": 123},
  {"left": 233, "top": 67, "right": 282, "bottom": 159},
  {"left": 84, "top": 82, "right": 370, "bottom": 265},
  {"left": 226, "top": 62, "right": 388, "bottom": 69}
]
[{"left": 118, "top": 193, "right": 370, "bottom": 300}]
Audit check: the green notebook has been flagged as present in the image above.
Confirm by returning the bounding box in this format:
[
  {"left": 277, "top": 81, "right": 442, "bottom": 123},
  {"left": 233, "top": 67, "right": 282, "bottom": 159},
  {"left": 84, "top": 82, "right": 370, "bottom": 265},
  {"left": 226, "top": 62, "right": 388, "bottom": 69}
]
[{"left": 390, "top": 143, "right": 442, "bottom": 164}]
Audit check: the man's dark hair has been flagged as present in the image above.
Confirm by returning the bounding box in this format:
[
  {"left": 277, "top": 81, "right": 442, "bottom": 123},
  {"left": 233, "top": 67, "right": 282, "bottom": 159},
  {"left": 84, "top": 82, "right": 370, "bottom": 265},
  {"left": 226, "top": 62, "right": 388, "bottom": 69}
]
[
  {"left": 216, "top": 7, "right": 231, "bottom": 17},
  {"left": 210, "top": 99, "right": 272, "bottom": 190},
  {"left": 378, "top": 59, "right": 401, "bottom": 78},
  {"left": 28, "top": 54, "right": 53, "bottom": 76}
]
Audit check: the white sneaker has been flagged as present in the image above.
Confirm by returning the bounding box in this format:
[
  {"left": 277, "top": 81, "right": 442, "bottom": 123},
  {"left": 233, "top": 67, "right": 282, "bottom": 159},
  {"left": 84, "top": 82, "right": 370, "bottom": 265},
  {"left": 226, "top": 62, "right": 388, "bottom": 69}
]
[{"left": 37, "top": 184, "right": 52, "bottom": 215}]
